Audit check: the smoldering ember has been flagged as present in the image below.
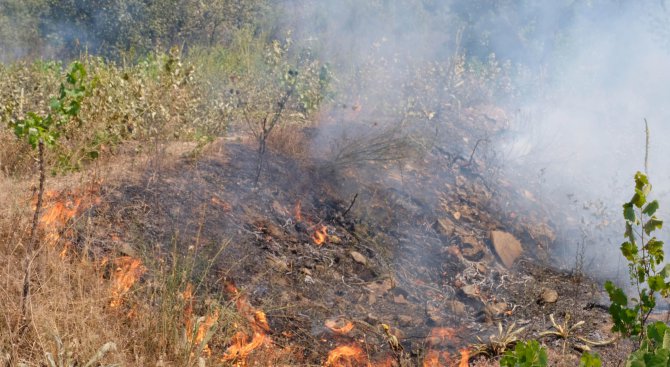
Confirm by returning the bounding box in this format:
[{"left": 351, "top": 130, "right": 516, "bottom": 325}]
[{"left": 1, "top": 1, "right": 670, "bottom": 366}]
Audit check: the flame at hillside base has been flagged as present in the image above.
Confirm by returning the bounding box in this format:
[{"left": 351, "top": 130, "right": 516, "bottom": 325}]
[
  {"left": 182, "top": 283, "right": 219, "bottom": 356},
  {"left": 294, "top": 200, "right": 303, "bottom": 221},
  {"left": 222, "top": 280, "right": 273, "bottom": 364},
  {"left": 324, "top": 344, "right": 368, "bottom": 367},
  {"left": 36, "top": 185, "right": 101, "bottom": 256},
  {"left": 313, "top": 225, "right": 328, "bottom": 245},
  {"left": 109, "top": 256, "right": 146, "bottom": 308}
]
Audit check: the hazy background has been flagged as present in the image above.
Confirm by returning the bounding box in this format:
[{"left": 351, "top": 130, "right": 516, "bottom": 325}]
[{"left": 2, "top": 0, "right": 670, "bottom": 279}]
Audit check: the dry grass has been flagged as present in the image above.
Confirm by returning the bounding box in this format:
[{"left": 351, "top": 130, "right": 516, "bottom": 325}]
[{"left": 0, "top": 161, "right": 278, "bottom": 366}]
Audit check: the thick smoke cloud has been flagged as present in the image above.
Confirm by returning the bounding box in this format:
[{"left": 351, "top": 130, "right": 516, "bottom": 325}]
[{"left": 283, "top": 0, "right": 670, "bottom": 279}]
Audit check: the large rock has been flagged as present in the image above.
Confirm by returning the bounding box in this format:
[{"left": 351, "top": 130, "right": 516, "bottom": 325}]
[{"left": 490, "top": 230, "right": 523, "bottom": 268}]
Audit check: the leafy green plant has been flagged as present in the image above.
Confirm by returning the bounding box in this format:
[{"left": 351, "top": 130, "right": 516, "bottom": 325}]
[
  {"left": 499, "top": 340, "right": 547, "bottom": 367},
  {"left": 579, "top": 352, "right": 602, "bottom": 367},
  {"left": 605, "top": 171, "right": 667, "bottom": 341},
  {"left": 7, "top": 61, "right": 88, "bottom": 334},
  {"left": 625, "top": 322, "right": 670, "bottom": 366}
]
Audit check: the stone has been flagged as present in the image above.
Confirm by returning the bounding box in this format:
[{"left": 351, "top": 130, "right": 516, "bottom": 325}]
[
  {"left": 446, "top": 300, "right": 467, "bottom": 316},
  {"left": 393, "top": 294, "right": 409, "bottom": 304},
  {"left": 539, "top": 287, "right": 559, "bottom": 304},
  {"left": 490, "top": 230, "right": 523, "bottom": 268},
  {"left": 350, "top": 251, "right": 368, "bottom": 265}
]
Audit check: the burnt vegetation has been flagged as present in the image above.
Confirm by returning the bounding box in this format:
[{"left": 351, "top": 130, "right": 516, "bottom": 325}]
[{"left": 0, "top": 1, "right": 669, "bottom": 366}]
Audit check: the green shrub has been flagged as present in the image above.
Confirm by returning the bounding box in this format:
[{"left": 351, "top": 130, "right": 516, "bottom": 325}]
[
  {"left": 500, "top": 340, "right": 548, "bottom": 367},
  {"left": 605, "top": 171, "right": 667, "bottom": 340}
]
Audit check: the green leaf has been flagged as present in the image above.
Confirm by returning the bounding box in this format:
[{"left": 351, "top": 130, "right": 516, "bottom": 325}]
[
  {"left": 632, "top": 189, "right": 647, "bottom": 208},
  {"left": 645, "top": 238, "right": 665, "bottom": 264},
  {"left": 643, "top": 200, "right": 660, "bottom": 216},
  {"left": 624, "top": 203, "right": 637, "bottom": 222},
  {"left": 580, "top": 352, "right": 602, "bottom": 367},
  {"left": 648, "top": 275, "right": 666, "bottom": 292},
  {"left": 605, "top": 281, "right": 628, "bottom": 306},
  {"left": 622, "top": 241, "right": 639, "bottom": 261},
  {"left": 647, "top": 322, "right": 668, "bottom": 346},
  {"left": 635, "top": 171, "right": 649, "bottom": 191},
  {"left": 644, "top": 217, "right": 663, "bottom": 235}
]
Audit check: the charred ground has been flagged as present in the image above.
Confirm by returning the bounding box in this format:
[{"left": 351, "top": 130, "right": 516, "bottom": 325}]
[{"left": 66, "top": 108, "right": 629, "bottom": 366}]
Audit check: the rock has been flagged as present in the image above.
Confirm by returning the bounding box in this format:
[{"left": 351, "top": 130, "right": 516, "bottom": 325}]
[
  {"left": 393, "top": 294, "right": 409, "bottom": 304},
  {"left": 490, "top": 230, "right": 523, "bottom": 268},
  {"left": 446, "top": 300, "right": 467, "bottom": 316},
  {"left": 539, "top": 288, "right": 559, "bottom": 304},
  {"left": 350, "top": 251, "right": 368, "bottom": 265}
]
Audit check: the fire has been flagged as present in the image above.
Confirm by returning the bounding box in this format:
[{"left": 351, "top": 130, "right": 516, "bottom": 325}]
[
  {"left": 109, "top": 256, "right": 146, "bottom": 308},
  {"left": 459, "top": 349, "right": 470, "bottom": 367},
  {"left": 35, "top": 185, "right": 101, "bottom": 254},
  {"left": 313, "top": 225, "right": 328, "bottom": 245},
  {"left": 294, "top": 200, "right": 303, "bottom": 221},
  {"left": 182, "top": 283, "right": 219, "bottom": 356},
  {"left": 324, "top": 344, "right": 368, "bottom": 367},
  {"left": 422, "top": 350, "right": 440, "bottom": 367},
  {"left": 222, "top": 280, "right": 273, "bottom": 364},
  {"left": 325, "top": 318, "right": 355, "bottom": 335},
  {"left": 223, "top": 331, "right": 269, "bottom": 363}
]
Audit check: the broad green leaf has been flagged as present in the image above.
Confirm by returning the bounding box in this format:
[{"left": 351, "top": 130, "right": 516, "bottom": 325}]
[
  {"left": 644, "top": 217, "right": 663, "bottom": 235},
  {"left": 635, "top": 171, "right": 649, "bottom": 190},
  {"left": 647, "top": 322, "right": 669, "bottom": 345},
  {"left": 605, "top": 281, "right": 628, "bottom": 306},
  {"left": 632, "top": 189, "right": 647, "bottom": 208},
  {"left": 646, "top": 238, "right": 665, "bottom": 263},
  {"left": 643, "top": 200, "right": 660, "bottom": 216},
  {"left": 648, "top": 275, "right": 665, "bottom": 292},
  {"left": 622, "top": 241, "right": 638, "bottom": 261},
  {"left": 580, "top": 352, "right": 602, "bottom": 367},
  {"left": 624, "top": 203, "right": 637, "bottom": 222}
]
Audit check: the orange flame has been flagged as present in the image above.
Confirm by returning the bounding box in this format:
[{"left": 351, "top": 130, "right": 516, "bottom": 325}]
[
  {"left": 182, "top": 283, "right": 219, "bottom": 356},
  {"left": 459, "top": 349, "right": 470, "bottom": 367},
  {"left": 222, "top": 280, "right": 273, "bottom": 364},
  {"left": 294, "top": 200, "right": 303, "bottom": 221},
  {"left": 36, "top": 185, "right": 101, "bottom": 253},
  {"left": 109, "top": 256, "right": 145, "bottom": 308},
  {"left": 422, "top": 350, "right": 454, "bottom": 367},
  {"left": 325, "top": 318, "right": 354, "bottom": 335},
  {"left": 313, "top": 225, "right": 328, "bottom": 245},
  {"left": 324, "top": 344, "right": 368, "bottom": 367}
]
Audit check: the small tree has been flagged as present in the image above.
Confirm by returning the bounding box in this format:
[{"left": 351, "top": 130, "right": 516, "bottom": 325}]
[
  {"left": 8, "top": 61, "right": 87, "bottom": 333},
  {"left": 605, "top": 171, "right": 667, "bottom": 341}
]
